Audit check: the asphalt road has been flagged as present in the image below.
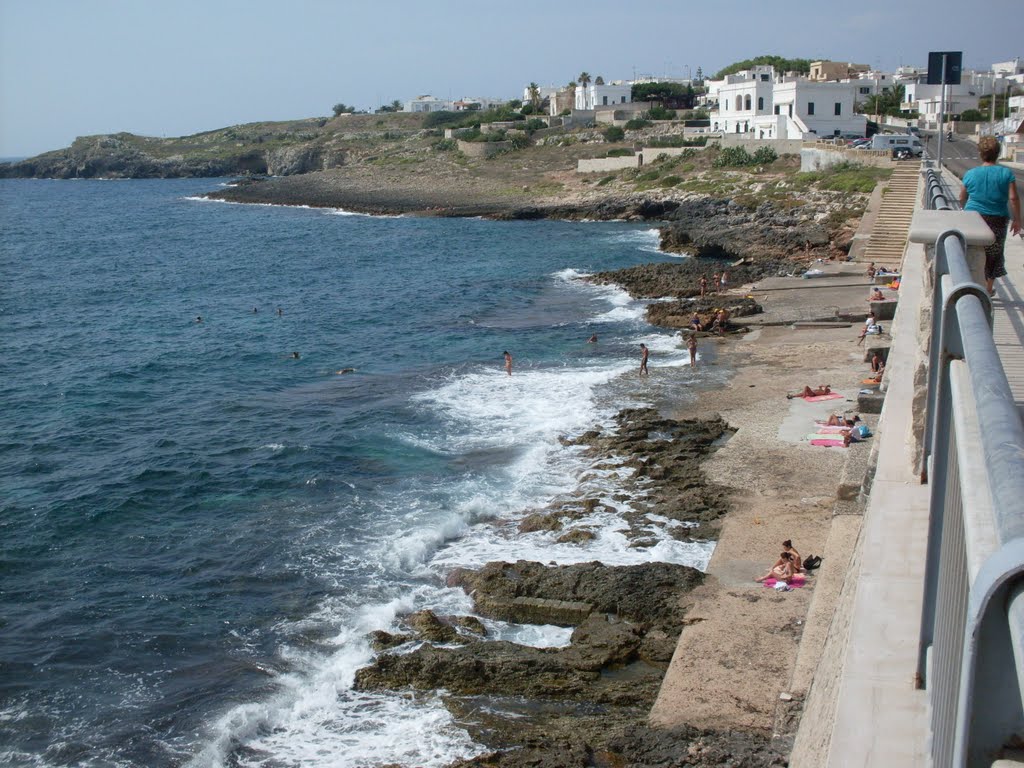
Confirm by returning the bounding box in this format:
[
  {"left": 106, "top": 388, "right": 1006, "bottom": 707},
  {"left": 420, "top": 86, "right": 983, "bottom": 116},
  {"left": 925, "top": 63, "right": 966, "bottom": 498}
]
[{"left": 922, "top": 131, "right": 1024, "bottom": 191}]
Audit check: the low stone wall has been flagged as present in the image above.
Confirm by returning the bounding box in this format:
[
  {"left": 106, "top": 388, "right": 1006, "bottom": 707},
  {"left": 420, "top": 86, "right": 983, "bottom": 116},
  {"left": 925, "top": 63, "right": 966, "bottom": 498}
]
[
  {"left": 458, "top": 140, "right": 511, "bottom": 158},
  {"left": 444, "top": 127, "right": 475, "bottom": 139},
  {"left": 718, "top": 136, "right": 804, "bottom": 155},
  {"left": 800, "top": 145, "right": 893, "bottom": 171},
  {"left": 577, "top": 155, "right": 640, "bottom": 173},
  {"left": 640, "top": 145, "right": 708, "bottom": 161}
]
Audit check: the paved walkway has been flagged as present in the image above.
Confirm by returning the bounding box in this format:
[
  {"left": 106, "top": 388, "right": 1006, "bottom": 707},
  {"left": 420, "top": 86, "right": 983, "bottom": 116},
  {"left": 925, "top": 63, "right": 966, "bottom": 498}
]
[{"left": 993, "top": 227, "right": 1024, "bottom": 407}]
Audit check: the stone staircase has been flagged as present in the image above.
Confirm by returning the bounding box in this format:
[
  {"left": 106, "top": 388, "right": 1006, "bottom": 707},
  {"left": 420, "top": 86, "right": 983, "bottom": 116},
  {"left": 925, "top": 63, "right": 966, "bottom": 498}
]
[{"left": 858, "top": 162, "right": 921, "bottom": 272}]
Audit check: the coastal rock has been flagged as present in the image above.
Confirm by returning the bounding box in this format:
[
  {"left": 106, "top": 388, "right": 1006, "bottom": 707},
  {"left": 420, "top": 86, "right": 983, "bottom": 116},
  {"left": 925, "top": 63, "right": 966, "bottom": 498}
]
[
  {"left": 265, "top": 145, "right": 346, "bottom": 175},
  {"left": 449, "top": 559, "right": 703, "bottom": 630},
  {"left": 658, "top": 197, "right": 837, "bottom": 263},
  {"left": 407, "top": 609, "right": 462, "bottom": 644},
  {"left": 369, "top": 630, "right": 411, "bottom": 651}
]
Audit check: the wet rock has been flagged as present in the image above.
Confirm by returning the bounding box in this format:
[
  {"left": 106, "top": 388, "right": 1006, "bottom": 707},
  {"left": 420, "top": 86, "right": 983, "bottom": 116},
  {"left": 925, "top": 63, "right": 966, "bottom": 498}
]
[
  {"left": 452, "top": 616, "right": 488, "bottom": 636},
  {"left": 518, "top": 512, "right": 563, "bottom": 533},
  {"left": 369, "top": 630, "right": 411, "bottom": 651},
  {"left": 407, "top": 609, "right": 461, "bottom": 644},
  {"left": 450, "top": 559, "right": 702, "bottom": 631},
  {"left": 556, "top": 528, "right": 597, "bottom": 544}
]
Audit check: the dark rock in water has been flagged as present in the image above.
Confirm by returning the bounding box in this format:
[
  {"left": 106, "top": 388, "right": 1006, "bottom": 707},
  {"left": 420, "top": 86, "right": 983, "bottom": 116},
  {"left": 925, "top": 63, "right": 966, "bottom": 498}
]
[
  {"left": 556, "top": 528, "right": 597, "bottom": 544},
  {"left": 590, "top": 261, "right": 786, "bottom": 301},
  {"left": 518, "top": 511, "right": 564, "bottom": 533},
  {"left": 369, "top": 630, "right": 411, "bottom": 651},
  {"left": 407, "top": 609, "right": 461, "bottom": 644},
  {"left": 452, "top": 616, "right": 488, "bottom": 636}
]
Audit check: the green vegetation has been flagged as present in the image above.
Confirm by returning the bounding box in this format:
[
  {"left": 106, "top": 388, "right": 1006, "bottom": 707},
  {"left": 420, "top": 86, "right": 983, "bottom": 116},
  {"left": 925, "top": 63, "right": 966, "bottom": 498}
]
[
  {"left": 859, "top": 85, "right": 906, "bottom": 117},
  {"left": 606, "top": 148, "right": 633, "bottom": 157},
  {"left": 712, "top": 146, "right": 778, "bottom": 167},
  {"left": 631, "top": 82, "right": 695, "bottom": 109},
  {"left": 959, "top": 109, "right": 984, "bottom": 122},
  {"left": 375, "top": 100, "right": 404, "bottom": 114},
  {"left": 713, "top": 56, "right": 811, "bottom": 79},
  {"left": 659, "top": 175, "right": 682, "bottom": 188},
  {"left": 432, "top": 138, "right": 457, "bottom": 151},
  {"left": 597, "top": 175, "right": 616, "bottom": 186},
  {"left": 332, "top": 103, "right": 358, "bottom": 116},
  {"left": 603, "top": 126, "right": 625, "bottom": 142},
  {"left": 646, "top": 105, "right": 677, "bottom": 121},
  {"left": 645, "top": 135, "right": 707, "bottom": 148},
  {"left": 792, "top": 162, "right": 891, "bottom": 193}
]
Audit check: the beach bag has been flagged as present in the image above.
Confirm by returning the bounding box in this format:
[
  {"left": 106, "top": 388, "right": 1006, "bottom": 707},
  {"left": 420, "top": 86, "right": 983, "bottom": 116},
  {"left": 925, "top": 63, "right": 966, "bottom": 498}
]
[
  {"left": 803, "top": 555, "right": 822, "bottom": 571},
  {"left": 855, "top": 425, "right": 871, "bottom": 439}
]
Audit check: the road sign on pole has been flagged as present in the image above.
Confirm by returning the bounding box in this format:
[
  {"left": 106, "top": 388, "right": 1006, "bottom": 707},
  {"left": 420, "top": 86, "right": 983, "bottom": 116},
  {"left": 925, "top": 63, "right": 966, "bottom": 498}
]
[{"left": 927, "top": 51, "right": 962, "bottom": 85}]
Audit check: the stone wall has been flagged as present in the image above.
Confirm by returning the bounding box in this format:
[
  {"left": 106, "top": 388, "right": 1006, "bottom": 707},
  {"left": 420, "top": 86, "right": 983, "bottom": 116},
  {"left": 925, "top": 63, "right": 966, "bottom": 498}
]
[
  {"left": 457, "top": 140, "right": 511, "bottom": 158},
  {"left": 800, "top": 145, "right": 893, "bottom": 172},
  {"left": 719, "top": 135, "right": 804, "bottom": 154},
  {"left": 577, "top": 155, "right": 640, "bottom": 173}
]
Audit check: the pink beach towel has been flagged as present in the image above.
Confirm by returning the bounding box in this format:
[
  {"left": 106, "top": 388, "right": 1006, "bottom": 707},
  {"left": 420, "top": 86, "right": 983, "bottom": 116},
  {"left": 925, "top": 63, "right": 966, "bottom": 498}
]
[
  {"left": 801, "top": 393, "right": 844, "bottom": 402},
  {"left": 763, "top": 575, "right": 806, "bottom": 589},
  {"left": 810, "top": 438, "right": 846, "bottom": 448}
]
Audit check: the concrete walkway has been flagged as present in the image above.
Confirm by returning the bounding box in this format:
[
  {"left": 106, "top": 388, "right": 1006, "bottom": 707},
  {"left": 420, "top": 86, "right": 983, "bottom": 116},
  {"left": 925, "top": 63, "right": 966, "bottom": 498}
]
[{"left": 791, "top": 168, "right": 1024, "bottom": 767}]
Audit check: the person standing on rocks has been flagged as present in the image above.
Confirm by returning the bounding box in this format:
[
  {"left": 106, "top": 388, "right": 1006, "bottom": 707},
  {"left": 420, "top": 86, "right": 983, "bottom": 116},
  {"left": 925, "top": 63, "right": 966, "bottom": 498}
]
[
  {"left": 503, "top": 351, "right": 513, "bottom": 376},
  {"left": 687, "top": 334, "right": 698, "bottom": 367},
  {"left": 712, "top": 272, "right": 720, "bottom": 294},
  {"left": 720, "top": 271, "right": 728, "bottom": 292},
  {"left": 639, "top": 343, "right": 649, "bottom": 376},
  {"left": 699, "top": 275, "right": 707, "bottom": 297}
]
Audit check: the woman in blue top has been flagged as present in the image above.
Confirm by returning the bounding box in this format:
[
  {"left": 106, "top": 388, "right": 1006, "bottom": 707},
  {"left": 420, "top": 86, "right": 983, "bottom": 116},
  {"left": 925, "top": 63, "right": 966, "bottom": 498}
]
[{"left": 959, "top": 135, "right": 1021, "bottom": 297}]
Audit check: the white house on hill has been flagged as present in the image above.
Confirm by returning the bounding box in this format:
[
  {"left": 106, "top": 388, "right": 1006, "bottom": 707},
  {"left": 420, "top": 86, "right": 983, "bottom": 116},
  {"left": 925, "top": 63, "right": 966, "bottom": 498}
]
[
  {"left": 405, "top": 95, "right": 450, "bottom": 113},
  {"left": 712, "top": 67, "right": 865, "bottom": 139},
  {"left": 575, "top": 81, "right": 632, "bottom": 110}
]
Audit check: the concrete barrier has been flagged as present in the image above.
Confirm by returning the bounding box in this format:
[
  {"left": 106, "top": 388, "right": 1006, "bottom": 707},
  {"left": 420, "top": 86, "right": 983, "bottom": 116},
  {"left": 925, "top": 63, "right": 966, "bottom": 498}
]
[{"left": 801, "top": 145, "right": 893, "bottom": 172}]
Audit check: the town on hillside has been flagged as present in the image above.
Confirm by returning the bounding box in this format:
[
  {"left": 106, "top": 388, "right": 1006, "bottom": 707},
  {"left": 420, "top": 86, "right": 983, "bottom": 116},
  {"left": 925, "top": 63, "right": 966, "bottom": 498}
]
[{"left": 384, "top": 56, "right": 1023, "bottom": 162}]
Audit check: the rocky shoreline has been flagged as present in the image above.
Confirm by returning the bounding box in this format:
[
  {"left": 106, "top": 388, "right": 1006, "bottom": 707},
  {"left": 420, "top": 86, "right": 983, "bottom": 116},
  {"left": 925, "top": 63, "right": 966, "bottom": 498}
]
[{"left": 345, "top": 407, "right": 786, "bottom": 767}]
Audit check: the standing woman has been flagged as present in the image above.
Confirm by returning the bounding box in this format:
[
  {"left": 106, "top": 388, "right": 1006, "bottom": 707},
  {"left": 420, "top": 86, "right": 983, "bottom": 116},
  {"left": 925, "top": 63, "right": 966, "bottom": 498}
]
[{"left": 959, "top": 136, "right": 1022, "bottom": 297}]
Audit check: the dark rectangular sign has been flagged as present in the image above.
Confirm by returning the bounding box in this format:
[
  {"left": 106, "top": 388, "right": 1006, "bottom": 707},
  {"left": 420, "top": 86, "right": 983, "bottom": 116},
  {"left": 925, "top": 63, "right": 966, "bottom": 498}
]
[{"left": 927, "top": 51, "right": 962, "bottom": 85}]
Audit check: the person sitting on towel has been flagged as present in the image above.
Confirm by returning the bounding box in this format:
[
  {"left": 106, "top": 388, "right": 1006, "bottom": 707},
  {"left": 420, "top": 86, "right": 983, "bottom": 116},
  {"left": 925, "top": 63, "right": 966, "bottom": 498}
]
[
  {"left": 782, "top": 540, "right": 803, "bottom": 572},
  {"left": 869, "top": 288, "right": 885, "bottom": 301},
  {"left": 755, "top": 551, "right": 795, "bottom": 583},
  {"left": 787, "top": 384, "right": 831, "bottom": 399}
]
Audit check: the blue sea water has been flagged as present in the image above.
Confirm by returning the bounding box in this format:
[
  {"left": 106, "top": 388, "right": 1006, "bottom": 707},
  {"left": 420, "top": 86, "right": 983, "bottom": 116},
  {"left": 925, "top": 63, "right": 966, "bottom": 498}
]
[{"left": 0, "top": 179, "right": 722, "bottom": 767}]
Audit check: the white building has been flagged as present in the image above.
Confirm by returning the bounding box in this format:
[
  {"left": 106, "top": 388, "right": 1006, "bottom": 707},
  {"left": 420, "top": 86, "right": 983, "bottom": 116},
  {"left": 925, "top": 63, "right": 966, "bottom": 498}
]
[
  {"left": 575, "top": 81, "right": 632, "bottom": 110},
  {"left": 711, "top": 67, "right": 865, "bottom": 139},
  {"left": 902, "top": 83, "right": 981, "bottom": 128},
  {"left": 405, "top": 95, "right": 450, "bottom": 113}
]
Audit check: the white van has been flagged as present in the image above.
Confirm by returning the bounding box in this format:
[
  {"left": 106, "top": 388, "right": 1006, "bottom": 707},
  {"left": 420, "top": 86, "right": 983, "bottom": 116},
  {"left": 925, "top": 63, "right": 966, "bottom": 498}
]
[{"left": 870, "top": 134, "right": 923, "bottom": 156}]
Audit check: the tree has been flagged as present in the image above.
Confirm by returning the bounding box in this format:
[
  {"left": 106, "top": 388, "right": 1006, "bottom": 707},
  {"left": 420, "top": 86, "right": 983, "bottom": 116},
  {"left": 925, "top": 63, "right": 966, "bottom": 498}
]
[
  {"left": 695, "top": 66, "right": 704, "bottom": 83},
  {"left": 528, "top": 82, "right": 541, "bottom": 113},
  {"left": 603, "top": 126, "right": 625, "bottom": 142},
  {"left": 713, "top": 56, "right": 811, "bottom": 80},
  {"left": 577, "top": 71, "right": 592, "bottom": 108},
  {"left": 860, "top": 84, "right": 906, "bottom": 117},
  {"left": 595, "top": 75, "right": 605, "bottom": 85},
  {"left": 332, "top": 103, "right": 355, "bottom": 117},
  {"left": 375, "top": 99, "right": 404, "bottom": 114}
]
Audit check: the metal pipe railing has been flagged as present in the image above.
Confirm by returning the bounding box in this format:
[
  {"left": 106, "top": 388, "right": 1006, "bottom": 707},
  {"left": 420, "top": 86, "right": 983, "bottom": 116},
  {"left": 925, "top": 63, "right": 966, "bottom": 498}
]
[{"left": 916, "top": 186, "right": 1024, "bottom": 767}]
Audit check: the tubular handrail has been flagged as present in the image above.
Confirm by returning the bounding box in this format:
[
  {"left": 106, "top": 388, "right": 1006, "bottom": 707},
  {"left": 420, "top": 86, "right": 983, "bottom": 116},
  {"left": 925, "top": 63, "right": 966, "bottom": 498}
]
[{"left": 916, "top": 174, "right": 1024, "bottom": 767}]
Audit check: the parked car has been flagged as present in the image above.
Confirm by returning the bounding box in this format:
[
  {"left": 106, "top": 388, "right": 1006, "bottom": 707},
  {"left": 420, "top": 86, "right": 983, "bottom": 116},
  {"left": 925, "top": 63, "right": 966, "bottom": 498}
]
[{"left": 870, "top": 134, "right": 923, "bottom": 156}]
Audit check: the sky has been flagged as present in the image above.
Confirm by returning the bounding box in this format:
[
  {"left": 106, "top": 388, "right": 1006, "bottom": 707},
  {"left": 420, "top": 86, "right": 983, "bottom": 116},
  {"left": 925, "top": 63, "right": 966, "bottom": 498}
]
[{"left": 1, "top": 0, "right": 1020, "bottom": 157}]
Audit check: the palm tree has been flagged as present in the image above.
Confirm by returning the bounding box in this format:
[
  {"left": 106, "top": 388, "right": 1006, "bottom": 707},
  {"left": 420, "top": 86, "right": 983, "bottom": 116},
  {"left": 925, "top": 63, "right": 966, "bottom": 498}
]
[
  {"left": 577, "top": 71, "right": 592, "bottom": 109},
  {"left": 528, "top": 82, "right": 541, "bottom": 113}
]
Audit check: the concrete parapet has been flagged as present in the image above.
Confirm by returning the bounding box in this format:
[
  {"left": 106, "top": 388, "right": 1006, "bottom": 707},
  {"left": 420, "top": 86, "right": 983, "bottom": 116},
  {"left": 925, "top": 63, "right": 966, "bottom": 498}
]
[
  {"left": 801, "top": 146, "right": 892, "bottom": 172},
  {"left": 868, "top": 299, "right": 897, "bottom": 321}
]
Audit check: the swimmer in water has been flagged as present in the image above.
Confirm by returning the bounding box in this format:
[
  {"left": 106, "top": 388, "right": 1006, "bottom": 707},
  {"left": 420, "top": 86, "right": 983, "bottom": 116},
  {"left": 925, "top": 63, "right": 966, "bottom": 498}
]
[
  {"left": 336, "top": 368, "right": 356, "bottom": 375},
  {"left": 503, "top": 351, "right": 513, "bottom": 376},
  {"left": 195, "top": 316, "right": 203, "bottom": 323},
  {"left": 291, "top": 352, "right": 300, "bottom": 359},
  {"left": 639, "top": 343, "right": 649, "bottom": 376},
  {"left": 587, "top": 334, "right": 598, "bottom": 343},
  {"left": 277, "top": 307, "right": 283, "bottom": 317}
]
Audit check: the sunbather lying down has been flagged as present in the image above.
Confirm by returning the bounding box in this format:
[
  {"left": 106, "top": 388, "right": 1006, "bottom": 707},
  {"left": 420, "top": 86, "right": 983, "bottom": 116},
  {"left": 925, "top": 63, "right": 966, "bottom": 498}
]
[
  {"left": 824, "top": 413, "right": 860, "bottom": 427},
  {"left": 787, "top": 385, "right": 831, "bottom": 399}
]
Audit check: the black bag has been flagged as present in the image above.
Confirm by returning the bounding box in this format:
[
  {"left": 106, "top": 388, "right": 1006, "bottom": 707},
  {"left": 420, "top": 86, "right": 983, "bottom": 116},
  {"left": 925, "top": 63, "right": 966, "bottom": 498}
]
[{"left": 803, "top": 555, "right": 822, "bottom": 570}]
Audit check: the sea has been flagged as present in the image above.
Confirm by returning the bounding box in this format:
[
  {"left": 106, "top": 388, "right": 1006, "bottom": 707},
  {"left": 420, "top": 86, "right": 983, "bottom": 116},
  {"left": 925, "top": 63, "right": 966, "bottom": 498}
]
[{"left": 0, "top": 178, "right": 726, "bottom": 767}]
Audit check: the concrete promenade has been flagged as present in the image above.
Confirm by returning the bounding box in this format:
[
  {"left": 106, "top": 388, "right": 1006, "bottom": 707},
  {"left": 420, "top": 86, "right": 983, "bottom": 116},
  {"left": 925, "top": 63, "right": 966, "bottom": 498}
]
[{"left": 792, "top": 168, "right": 1024, "bottom": 766}]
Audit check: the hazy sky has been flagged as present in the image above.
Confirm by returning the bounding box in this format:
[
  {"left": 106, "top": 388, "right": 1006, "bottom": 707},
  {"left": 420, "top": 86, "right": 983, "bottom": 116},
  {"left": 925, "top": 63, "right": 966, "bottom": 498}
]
[{"left": 1, "top": 0, "right": 1020, "bottom": 157}]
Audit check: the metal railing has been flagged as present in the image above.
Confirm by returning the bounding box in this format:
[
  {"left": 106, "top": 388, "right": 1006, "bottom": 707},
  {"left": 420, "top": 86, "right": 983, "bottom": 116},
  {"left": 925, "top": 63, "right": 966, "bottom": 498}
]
[{"left": 917, "top": 179, "right": 1024, "bottom": 767}]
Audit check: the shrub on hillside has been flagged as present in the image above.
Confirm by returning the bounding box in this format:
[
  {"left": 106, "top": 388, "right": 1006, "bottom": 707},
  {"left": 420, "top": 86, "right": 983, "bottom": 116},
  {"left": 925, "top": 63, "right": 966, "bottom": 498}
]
[
  {"left": 603, "top": 126, "right": 626, "bottom": 143},
  {"left": 646, "top": 105, "right": 677, "bottom": 121},
  {"left": 752, "top": 146, "right": 778, "bottom": 164}
]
